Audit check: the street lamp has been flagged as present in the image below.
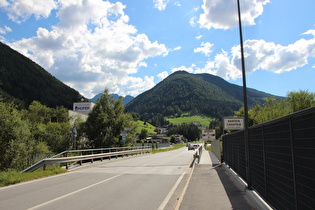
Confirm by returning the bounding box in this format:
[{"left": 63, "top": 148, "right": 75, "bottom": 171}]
[{"left": 236, "top": 0, "right": 251, "bottom": 189}]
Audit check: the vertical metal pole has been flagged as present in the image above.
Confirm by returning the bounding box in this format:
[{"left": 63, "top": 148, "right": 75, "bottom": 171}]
[
  {"left": 237, "top": 0, "right": 251, "bottom": 189},
  {"left": 66, "top": 152, "right": 68, "bottom": 170}
]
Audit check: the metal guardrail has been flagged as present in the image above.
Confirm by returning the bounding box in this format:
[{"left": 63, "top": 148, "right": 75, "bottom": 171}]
[{"left": 22, "top": 146, "right": 151, "bottom": 173}]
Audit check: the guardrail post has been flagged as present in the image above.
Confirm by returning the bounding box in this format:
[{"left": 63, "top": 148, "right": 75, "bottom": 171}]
[
  {"left": 80, "top": 151, "right": 82, "bottom": 165},
  {"left": 66, "top": 152, "right": 68, "bottom": 169},
  {"left": 101, "top": 149, "right": 103, "bottom": 161}
]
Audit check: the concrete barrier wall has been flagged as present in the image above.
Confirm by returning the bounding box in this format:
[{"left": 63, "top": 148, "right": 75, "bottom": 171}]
[{"left": 211, "top": 139, "right": 221, "bottom": 163}]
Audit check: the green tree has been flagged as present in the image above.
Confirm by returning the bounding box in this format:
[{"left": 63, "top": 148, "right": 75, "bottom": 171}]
[
  {"left": 0, "top": 100, "right": 49, "bottom": 170},
  {"left": 170, "top": 136, "right": 176, "bottom": 144},
  {"left": 41, "top": 122, "right": 72, "bottom": 153},
  {"left": 139, "top": 129, "right": 148, "bottom": 140},
  {"left": 235, "top": 90, "right": 315, "bottom": 126},
  {"left": 27, "top": 101, "right": 53, "bottom": 124},
  {"left": 25, "top": 101, "right": 72, "bottom": 153},
  {"left": 287, "top": 90, "right": 315, "bottom": 112},
  {"left": 235, "top": 97, "right": 291, "bottom": 126},
  {"left": 84, "top": 89, "right": 136, "bottom": 148},
  {"left": 52, "top": 106, "right": 69, "bottom": 123},
  {"left": 167, "top": 124, "right": 201, "bottom": 141}
]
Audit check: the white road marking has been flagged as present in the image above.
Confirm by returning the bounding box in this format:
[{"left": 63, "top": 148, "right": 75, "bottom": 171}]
[
  {"left": 27, "top": 174, "right": 123, "bottom": 210},
  {"left": 174, "top": 162, "right": 196, "bottom": 210},
  {"left": 157, "top": 171, "right": 185, "bottom": 210}
]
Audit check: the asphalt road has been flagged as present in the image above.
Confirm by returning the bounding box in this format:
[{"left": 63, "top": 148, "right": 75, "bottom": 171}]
[{"left": 0, "top": 147, "right": 194, "bottom": 210}]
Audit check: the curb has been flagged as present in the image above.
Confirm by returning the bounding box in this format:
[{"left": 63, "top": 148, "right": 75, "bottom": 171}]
[{"left": 223, "top": 164, "right": 273, "bottom": 210}]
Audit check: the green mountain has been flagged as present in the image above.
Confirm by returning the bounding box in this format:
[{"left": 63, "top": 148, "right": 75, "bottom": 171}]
[
  {"left": 89, "top": 93, "right": 134, "bottom": 106},
  {"left": 0, "top": 42, "right": 85, "bottom": 109},
  {"left": 125, "top": 71, "right": 282, "bottom": 118}
]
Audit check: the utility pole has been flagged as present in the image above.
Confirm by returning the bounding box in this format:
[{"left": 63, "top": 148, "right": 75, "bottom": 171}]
[{"left": 237, "top": 0, "right": 251, "bottom": 189}]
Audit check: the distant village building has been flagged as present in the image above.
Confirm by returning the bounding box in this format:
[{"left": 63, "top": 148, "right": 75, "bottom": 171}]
[
  {"left": 68, "top": 102, "right": 95, "bottom": 125},
  {"left": 202, "top": 129, "right": 216, "bottom": 141},
  {"left": 73, "top": 102, "right": 95, "bottom": 115},
  {"left": 170, "top": 134, "right": 184, "bottom": 143},
  {"left": 154, "top": 127, "right": 168, "bottom": 134},
  {"left": 192, "top": 122, "right": 201, "bottom": 126},
  {"left": 141, "top": 134, "right": 169, "bottom": 143}
]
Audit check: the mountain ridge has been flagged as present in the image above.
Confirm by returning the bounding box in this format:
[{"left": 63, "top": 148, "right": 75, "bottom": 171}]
[
  {"left": 1, "top": 41, "right": 282, "bottom": 118},
  {"left": 89, "top": 93, "right": 134, "bottom": 106},
  {"left": 0, "top": 41, "right": 85, "bottom": 109},
  {"left": 125, "top": 71, "right": 282, "bottom": 118}
]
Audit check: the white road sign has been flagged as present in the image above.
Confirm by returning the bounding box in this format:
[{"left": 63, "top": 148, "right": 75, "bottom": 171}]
[{"left": 223, "top": 117, "right": 244, "bottom": 130}]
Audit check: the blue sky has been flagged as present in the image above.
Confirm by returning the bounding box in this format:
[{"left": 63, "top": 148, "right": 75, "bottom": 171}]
[{"left": 0, "top": 0, "right": 314, "bottom": 98}]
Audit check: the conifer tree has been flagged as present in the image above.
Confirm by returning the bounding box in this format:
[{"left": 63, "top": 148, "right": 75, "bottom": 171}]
[{"left": 84, "top": 89, "right": 135, "bottom": 148}]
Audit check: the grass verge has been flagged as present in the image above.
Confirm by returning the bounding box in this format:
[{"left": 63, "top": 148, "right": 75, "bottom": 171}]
[
  {"left": 151, "top": 143, "right": 185, "bottom": 154},
  {"left": 0, "top": 167, "right": 67, "bottom": 187}
]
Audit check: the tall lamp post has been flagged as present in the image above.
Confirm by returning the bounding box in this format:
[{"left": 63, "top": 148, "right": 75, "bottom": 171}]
[{"left": 236, "top": 0, "right": 251, "bottom": 189}]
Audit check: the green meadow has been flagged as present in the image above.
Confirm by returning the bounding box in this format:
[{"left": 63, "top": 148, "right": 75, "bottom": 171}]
[
  {"left": 166, "top": 115, "right": 213, "bottom": 129},
  {"left": 135, "top": 116, "right": 213, "bottom": 134},
  {"left": 135, "top": 120, "right": 157, "bottom": 135}
]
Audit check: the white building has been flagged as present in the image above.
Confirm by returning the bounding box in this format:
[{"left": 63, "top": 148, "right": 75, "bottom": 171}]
[
  {"left": 202, "top": 129, "right": 216, "bottom": 141},
  {"left": 68, "top": 102, "right": 95, "bottom": 125},
  {"left": 73, "top": 102, "right": 95, "bottom": 115}
]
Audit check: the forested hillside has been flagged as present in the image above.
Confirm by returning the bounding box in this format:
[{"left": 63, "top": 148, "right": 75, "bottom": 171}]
[
  {"left": 0, "top": 42, "right": 85, "bottom": 109},
  {"left": 126, "top": 71, "right": 281, "bottom": 118}
]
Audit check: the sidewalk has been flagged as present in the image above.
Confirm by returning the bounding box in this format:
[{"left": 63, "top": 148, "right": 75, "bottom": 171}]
[{"left": 179, "top": 147, "right": 269, "bottom": 210}]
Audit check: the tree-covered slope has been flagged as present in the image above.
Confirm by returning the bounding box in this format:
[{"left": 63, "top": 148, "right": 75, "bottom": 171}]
[
  {"left": 0, "top": 42, "right": 85, "bottom": 108},
  {"left": 125, "top": 71, "right": 282, "bottom": 118},
  {"left": 197, "top": 73, "right": 280, "bottom": 105}
]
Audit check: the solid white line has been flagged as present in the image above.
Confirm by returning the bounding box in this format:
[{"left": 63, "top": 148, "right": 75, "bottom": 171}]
[
  {"left": 157, "top": 171, "right": 186, "bottom": 210},
  {"left": 174, "top": 162, "right": 196, "bottom": 210},
  {"left": 27, "top": 174, "right": 123, "bottom": 210}
]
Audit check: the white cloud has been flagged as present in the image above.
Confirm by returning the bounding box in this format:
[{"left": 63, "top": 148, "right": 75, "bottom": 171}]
[
  {"left": 194, "top": 42, "right": 214, "bottom": 56},
  {"left": 153, "top": 0, "right": 169, "bottom": 11},
  {"left": 196, "top": 35, "right": 203, "bottom": 40},
  {"left": 174, "top": 29, "right": 315, "bottom": 81},
  {"left": 174, "top": 1, "right": 181, "bottom": 7},
  {"left": 2, "top": 0, "right": 58, "bottom": 23},
  {"left": 173, "top": 46, "right": 181, "bottom": 51},
  {"left": 172, "top": 51, "right": 241, "bottom": 80},
  {"left": 302, "top": 29, "right": 315, "bottom": 36},
  {"left": 0, "top": 25, "right": 11, "bottom": 34},
  {"left": 158, "top": 71, "right": 169, "bottom": 80},
  {"left": 0, "top": 0, "right": 9, "bottom": 7},
  {"left": 8, "top": 0, "right": 169, "bottom": 98},
  {"left": 189, "top": 17, "right": 197, "bottom": 27},
  {"left": 198, "top": 0, "right": 270, "bottom": 29},
  {"left": 232, "top": 34, "right": 315, "bottom": 74},
  {"left": 120, "top": 76, "right": 155, "bottom": 97},
  {"left": 172, "top": 64, "right": 196, "bottom": 73}
]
